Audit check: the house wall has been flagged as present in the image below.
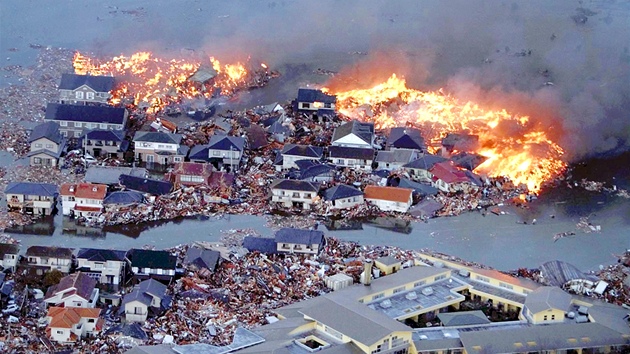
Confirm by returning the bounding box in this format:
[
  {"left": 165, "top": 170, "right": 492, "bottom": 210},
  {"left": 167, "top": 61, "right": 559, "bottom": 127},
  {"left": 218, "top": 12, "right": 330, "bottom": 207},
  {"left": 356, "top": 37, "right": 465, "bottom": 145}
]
[
  {"left": 366, "top": 197, "right": 412, "bottom": 213},
  {"left": 61, "top": 195, "right": 76, "bottom": 215},
  {"left": 208, "top": 148, "right": 241, "bottom": 161},
  {"left": 271, "top": 188, "right": 316, "bottom": 210},
  {"left": 374, "top": 261, "right": 402, "bottom": 276},
  {"left": 276, "top": 242, "right": 321, "bottom": 255},
  {"left": 59, "top": 86, "right": 110, "bottom": 105},
  {"left": 468, "top": 270, "right": 537, "bottom": 296},
  {"left": 282, "top": 154, "right": 320, "bottom": 170},
  {"left": 328, "top": 156, "right": 372, "bottom": 171},
  {"left": 131, "top": 266, "right": 175, "bottom": 277},
  {"left": 124, "top": 300, "right": 148, "bottom": 322},
  {"left": 85, "top": 139, "right": 120, "bottom": 158},
  {"left": 134, "top": 146, "right": 182, "bottom": 166},
  {"left": 78, "top": 316, "right": 99, "bottom": 336},
  {"left": 331, "top": 134, "right": 371, "bottom": 149},
  {"left": 49, "top": 327, "right": 71, "bottom": 343},
  {"left": 77, "top": 258, "right": 124, "bottom": 285},
  {"left": 30, "top": 152, "right": 59, "bottom": 167},
  {"left": 328, "top": 195, "right": 364, "bottom": 210},
  {"left": 53, "top": 119, "right": 126, "bottom": 138},
  {"left": 6, "top": 192, "right": 56, "bottom": 215},
  {"left": 530, "top": 308, "right": 566, "bottom": 324},
  {"left": 26, "top": 255, "right": 72, "bottom": 273},
  {"left": 404, "top": 167, "right": 432, "bottom": 183},
  {"left": 30, "top": 137, "right": 59, "bottom": 154},
  {"left": 2, "top": 253, "right": 19, "bottom": 271},
  {"left": 297, "top": 101, "right": 335, "bottom": 111}
]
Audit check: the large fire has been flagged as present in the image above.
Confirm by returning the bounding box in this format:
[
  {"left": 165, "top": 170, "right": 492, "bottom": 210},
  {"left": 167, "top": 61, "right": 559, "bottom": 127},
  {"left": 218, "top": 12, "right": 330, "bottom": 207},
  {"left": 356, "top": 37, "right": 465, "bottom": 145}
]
[
  {"left": 73, "top": 51, "right": 252, "bottom": 113},
  {"left": 324, "top": 74, "right": 566, "bottom": 193}
]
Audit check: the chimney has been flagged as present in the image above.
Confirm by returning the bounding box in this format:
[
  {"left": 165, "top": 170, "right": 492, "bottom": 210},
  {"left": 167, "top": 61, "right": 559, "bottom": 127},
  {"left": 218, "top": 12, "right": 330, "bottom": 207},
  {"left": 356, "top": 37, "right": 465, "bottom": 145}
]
[
  {"left": 69, "top": 185, "right": 75, "bottom": 193},
  {"left": 361, "top": 259, "right": 373, "bottom": 286}
]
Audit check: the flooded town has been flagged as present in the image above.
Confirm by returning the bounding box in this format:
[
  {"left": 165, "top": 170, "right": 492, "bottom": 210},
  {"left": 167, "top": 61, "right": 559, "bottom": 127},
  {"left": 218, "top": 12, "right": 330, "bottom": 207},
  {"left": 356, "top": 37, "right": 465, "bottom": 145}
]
[{"left": 1, "top": 1, "right": 629, "bottom": 353}]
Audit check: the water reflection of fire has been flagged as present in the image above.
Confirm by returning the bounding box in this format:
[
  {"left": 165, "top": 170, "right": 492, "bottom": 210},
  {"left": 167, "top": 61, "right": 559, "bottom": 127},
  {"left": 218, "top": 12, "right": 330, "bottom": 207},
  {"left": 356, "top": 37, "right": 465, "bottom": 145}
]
[
  {"left": 324, "top": 74, "right": 566, "bottom": 193},
  {"left": 73, "top": 51, "right": 254, "bottom": 114}
]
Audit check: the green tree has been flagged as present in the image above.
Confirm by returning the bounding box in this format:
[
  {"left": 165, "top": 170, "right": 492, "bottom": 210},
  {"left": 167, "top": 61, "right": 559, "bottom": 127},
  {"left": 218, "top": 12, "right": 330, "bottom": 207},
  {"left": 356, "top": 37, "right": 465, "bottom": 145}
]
[{"left": 43, "top": 269, "right": 63, "bottom": 288}]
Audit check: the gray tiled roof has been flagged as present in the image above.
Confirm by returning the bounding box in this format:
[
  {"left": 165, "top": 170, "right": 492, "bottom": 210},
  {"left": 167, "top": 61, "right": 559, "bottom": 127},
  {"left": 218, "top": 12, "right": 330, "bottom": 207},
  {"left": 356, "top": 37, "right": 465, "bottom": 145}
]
[
  {"left": 524, "top": 286, "right": 572, "bottom": 314},
  {"left": 322, "top": 184, "right": 363, "bottom": 201},
  {"left": 332, "top": 120, "right": 374, "bottom": 145},
  {"left": 133, "top": 131, "right": 182, "bottom": 144},
  {"left": 274, "top": 228, "right": 324, "bottom": 245},
  {"left": 270, "top": 179, "right": 319, "bottom": 192},
  {"left": 58, "top": 73, "right": 115, "bottom": 92},
  {"left": 26, "top": 246, "right": 73, "bottom": 258},
  {"left": 5, "top": 182, "right": 59, "bottom": 197},
  {"left": 28, "top": 121, "right": 64, "bottom": 144}
]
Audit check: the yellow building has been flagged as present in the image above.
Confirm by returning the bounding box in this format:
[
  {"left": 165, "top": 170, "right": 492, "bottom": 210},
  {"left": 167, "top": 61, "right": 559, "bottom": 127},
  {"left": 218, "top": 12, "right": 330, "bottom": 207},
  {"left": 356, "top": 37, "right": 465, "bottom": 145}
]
[
  {"left": 522, "top": 286, "right": 572, "bottom": 324},
  {"left": 375, "top": 255, "right": 403, "bottom": 275}
]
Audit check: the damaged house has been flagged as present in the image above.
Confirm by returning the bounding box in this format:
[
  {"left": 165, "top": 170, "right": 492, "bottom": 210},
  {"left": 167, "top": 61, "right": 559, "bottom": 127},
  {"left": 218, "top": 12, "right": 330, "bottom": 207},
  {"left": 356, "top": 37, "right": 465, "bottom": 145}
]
[
  {"left": 387, "top": 127, "right": 426, "bottom": 152},
  {"left": 402, "top": 154, "right": 447, "bottom": 183},
  {"left": 430, "top": 161, "right": 479, "bottom": 193},
  {"left": 277, "top": 144, "right": 323, "bottom": 171},
  {"left": 58, "top": 73, "right": 115, "bottom": 105},
  {"left": 60, "top": 183, "right": 108, "bottom": 220},
  {"left": 328, "top": 145, "right": 375, "bottom": 171},
  {"left": 81, "top": 129, "right": 128, "bottom": 159},
  {"left": 188, "top": 135, "right": 245, "bottom": 171},
  {"left": 121, "top": 278, "right": 171, "bottom": 323},
  {"left": 28, "top": 121, "right": 66, "bottom": 167},
  {"left": 5, "top": 182, "right": 58, "bottom": 216},
  {"left": 275, "top": 228, "right": 326, "bottom": 255},
  {"left": 375, "top": 148, "right": 419, "bottom": 171}
]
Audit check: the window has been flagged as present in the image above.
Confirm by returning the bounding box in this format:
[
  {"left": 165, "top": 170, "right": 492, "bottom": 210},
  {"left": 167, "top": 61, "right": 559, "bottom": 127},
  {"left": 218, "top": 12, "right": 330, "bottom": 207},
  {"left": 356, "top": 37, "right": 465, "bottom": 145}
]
[
  {"left": 74, "top": 122, "right": 82, "bottom": 128},
  {"left": 33, "top": 157, "right": 41, "bottom": 164},
  {"left": 100, "top": 123, "right": 107, "bottom": 129},
  {"left": 414, "top": 280, "right": 426, "bottom": 287},
  {"left": 305, "top": 193, "right": 311, "bottom": 198},
  {"left": 544, "top": 315, "right": 548, "bottom": 320},
  {"left": 292, "top": 192, "right": 300, "bottom": 198},
  {"left": 75, "top": 91, "right": 84, "bottom": 99},
  {"left": 56, "top": 330, "right": 64, "bottom": 334},
  {"left": 213, "top": 151, "right": 221, "bottom": 156},
  {"left": 75, "top": 131, "right": 82, "bottom": 137},
  {"left": 34, "top": 143, "right": 42, "bottom": 148},
  {"left": 475, "top": 275, "right": 490, "bottom": 283},
  {"left": 372, "top": 293, "right": 384, "bottom": 301},
  {"left": 60, "top": 121, "right": 67, "bottom": 126},
  {"left": 174, "top": 157, "right": 182, "bottom": 162},
  {"left": 393, "top": 286, "right": 405, "bottom": 294},
  {"left": 302, "top": 102, "right": 311, "bottom": 109},
  {"left": 434, "top": 274, "right": 446, "bottom": 281},
  {"left": 45, "top": 144, "right": 53, "bottom": 149},
  {"left": 499, "top": 282, "right": 514, "bottom": 290},
  {"left": 551, "top": 314, "right": 555, "bottom": 320},
  {"left": 87, "top": 318, "right": 95, "bottom": 323},
  {"left": 86, "top": 92, "right": 95, "bottom": 100},
  {"left": 134, "top": 306, "right": 143, "bottom": 314},
  {"left": 324, "top": 103, "right": 332, "bottom": 108}
]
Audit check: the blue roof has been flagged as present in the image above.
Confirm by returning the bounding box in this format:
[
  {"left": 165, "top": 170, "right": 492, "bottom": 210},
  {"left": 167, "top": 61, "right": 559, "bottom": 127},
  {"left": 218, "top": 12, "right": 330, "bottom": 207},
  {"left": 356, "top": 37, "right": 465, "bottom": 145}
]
[
  {"left": 28, "top": 121, "right": 64, "bottom": 144},
  {"left": 397, "top": 178, "right": 438, "bottom": 196},
  {"left": 184, "top": 248, "right": 221, "bottom": 270},
  {"left": 137, "top": 278, "right": 168, "bottom": 297},
  {"left": 282, "top": 144, "right": 323, "bottom": 158},
  {"left": 5, "top": 182, "right": 58, "bottom": 197},
  {"left": 45, "top": 103, "right": 127, "bottom": 124},
  {"left": 243, "top": 236, "right": 277, "bottom": 254},
  {"left": 388, "top": 127, "right": 425, "bottom": 150},
  {"left": 189, "top": 145, "right": 210, "bottom": 161},
  {"left": 297, "top": 88, "right": 336, "bottom": 104},
  {"left": 77, "top": 248, "right": 127, "bottom": 262},
  {"left": 300, "top": 164, "right": 335, "bottom": 179},
  {"left": 403, "top": 154, "right": 447, "bottom": 170},
  {"left": 270, "top": 179, "right": 320, "bottom": 192},
  {"left": 83, "top": 129, "right": 125, "bottom": 142},
  {"left": 104, "top": 190, "right": 145, "bottom": 205},
  {"left": 323, "top": 184, "right": 363, "bottom": 201},
  {"left": 127, "top": 249, "right": 177, "bottom": 270},
  {"left": 275, "top": 228, "right": 324, "bottom": 245},
  {"left": 58, "top": 73, "right": 115, "bottom": 92},
  {"left": 207, "top": 135, "right": 245, "bottom": 152},
  {"left": 133, "top": 131, "right": 182, "bottom": 144},
  {"left": 119, "top": 174, "right": 173, "bottom": 195}
]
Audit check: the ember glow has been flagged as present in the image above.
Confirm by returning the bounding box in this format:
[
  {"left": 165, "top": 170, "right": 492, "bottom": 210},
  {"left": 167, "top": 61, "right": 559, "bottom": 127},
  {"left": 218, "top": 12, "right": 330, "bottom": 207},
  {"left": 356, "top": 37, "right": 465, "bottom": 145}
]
[
  {"left": 73, "top": 52, "right": 250, "bottom": 113},
  {"left": 324, "top": 74, "right": 566, "bottom": 193}
]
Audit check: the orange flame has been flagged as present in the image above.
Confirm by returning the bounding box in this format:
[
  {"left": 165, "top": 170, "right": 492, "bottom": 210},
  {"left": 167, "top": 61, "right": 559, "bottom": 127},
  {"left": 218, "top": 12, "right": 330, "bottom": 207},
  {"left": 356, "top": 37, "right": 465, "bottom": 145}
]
[
  {"left": 73, "top": 51, "right": 250, "bottom": 113},
  {"left": 324, "top": 74, "right": 566, "bottom": 193}
]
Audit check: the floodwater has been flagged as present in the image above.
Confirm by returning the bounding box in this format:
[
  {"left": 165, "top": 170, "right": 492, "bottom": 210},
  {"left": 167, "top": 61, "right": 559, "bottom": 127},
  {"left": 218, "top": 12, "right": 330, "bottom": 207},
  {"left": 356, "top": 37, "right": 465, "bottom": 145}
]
[{"left": 1, "top": 0, "right": 629, "bottom": 272}]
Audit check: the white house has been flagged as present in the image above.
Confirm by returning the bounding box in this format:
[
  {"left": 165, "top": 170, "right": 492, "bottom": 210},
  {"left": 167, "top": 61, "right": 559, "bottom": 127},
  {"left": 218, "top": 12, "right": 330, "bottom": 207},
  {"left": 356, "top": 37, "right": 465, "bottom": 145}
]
[
  {"left": 270, "top": 179, "right": 320, "bottom": 210},
  {"left": 274, "top": 228, "right": 326, "bottom": 255},
  {"left": 327, "top": 146, "right": 374, "bottom": 171},
  {"left": 322, "top": 184, "right": 364, "bottom": 210},
  {"left": 25, "top": 246, "right": 74, "bottom": 274},
  {"left": 27, "top": 121, "right": 66, "bottom": 167},
  {"left": 60, "top": 183, "right": 107, "bottom": 220},
  {"left": 375, "top": 148, "right": 418, "bottom": 171},
  {"left": 364, "top": 185, "right": 413, "bottom": 213},
  {"left": 58, "top": 73, "right": 115, "bottom": 105},
  {"left": 121, "top": 279, "right": 170, "bottom": 323},
  {"left": 44, "top": 272, "right": 99, "bottom": 308},
  {"left": 77, "top": 248, "right": 127, "bottom": 287},
  {"left": 278, "top": 144, "right": 323, "bottom": 170},
  {"left": 133, "top": 131, "right": 188, "bottom": 166},
  {"left": 5, "top": 182, "right": 59, "bottom": 216},
  {"left": 0, "top": 243, "right": 19, "bottom": 272},
  {"left": 206, "top": 135, "right": 245, "bottom": 170},
  {"left": 46, "top": 307, "right": 103, "bottom": 343},
  {"left": 331, "top": 120, "right": 374, "bottom": 148}
]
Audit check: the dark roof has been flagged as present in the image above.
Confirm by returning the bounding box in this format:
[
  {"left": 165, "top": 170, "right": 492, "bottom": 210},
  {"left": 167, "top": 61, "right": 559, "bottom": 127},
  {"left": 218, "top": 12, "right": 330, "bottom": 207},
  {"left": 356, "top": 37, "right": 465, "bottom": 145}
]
[
  {"left": 328, "top": 146, "right": 375, "bottom": 160},
  {"left": 332, "top": 120, "right": 374, "bottom": 145},
  {"left": 0, "top": 243, "right": 20, "bottom": 257},
  {"left": 77, "top": 248, "right": 127, "bottom": 262},
  {"left": 294, "top": 159, "right": 320, "bottom": 170},
  {"left": 104, "top": 191, "right": 145, "bottom": 205},
  {"left": 323, "top": 184, "right": 363, "bottom": 201},
  {"left": 85, "top": 166, "right": 147, "bottom": 185},
  {"left": 297, "top": 88, "right": 336, "bottom": 104},
  {"left": 268, "top": 120, "right": 290, "bottom": 135},
  {"left": 127, "top": 249, "right": 177, "bottom": 269},
  {"left": 133, "top": 131, "right": 182, "bottom": 144},
  {"left": 137, "top": 278, "right": 168, "bottom": 298},
  {"left": 45, "top": 103, "right": 127, "bottom": 125},
  {"left": 300, "top": 164, "right": 335, "bottom": 180},
  {"left": 275, "top": 228, "right": 324, "bottom": 245},
  {"left": 58, "top": 73, "right": 115, "bottom": 92},
  {"left": 104, "top": 323, "right": 148, "bottom": 340},
  {"left": 207, "top": 135, "right": 245, "bottom": 152},
  {"left": 25, "top": 246, "right": 73, "bottom": 258},
  {"left": 403, "top": 154, "right": 447, "bottom": 170},
  {"left": 388, "top": 127, "right": 425, "bottom": 150},
  {"left": 270, "top": 179, "right": 319, "bottom": 192},
  {"left": 409, "top": 199, "right": 444, "bottom": 217},
  {"left": 5, "top": 182, "right": 59, "bottom": 197},
  {"left": 28, "top": 121, "right": 64, "bottom": 144},
  {"left": 119, "top": 174, "right": 173, "bottom": 195},
  {"left": 437, "top": 310, "right": 491, "bottom": 327},
  {"left": 243, "top": 236, "right": 278, "bottom": 254},
  {"left": 47, "top": 272, "right": 96, "bottom": 301},
  {"left": 188, "top": 145, "right": 210, "bottom": 161},
  {"left": 540, "top": 260, "right": 599, "bottom": 287},
  {"left": 281, "top": 144, "right": 323, "bottom": 158},
  {"left": 396, "top": 178, "right": 438, "bottom": 196},
  {"left": 375, "top": 149, "right": 415, "bottom": 163},
  {"left": 82, "top": 129, "right": 125, "bottom": 142},
  {"left": 184, "top": 248, "right": 221, "bottom": 270},
  {"left": 450, "top": 152, "right": 487, "bottom": 171},
  {"left": 120, "top": 288, "right": 153, "bottom": 307}
]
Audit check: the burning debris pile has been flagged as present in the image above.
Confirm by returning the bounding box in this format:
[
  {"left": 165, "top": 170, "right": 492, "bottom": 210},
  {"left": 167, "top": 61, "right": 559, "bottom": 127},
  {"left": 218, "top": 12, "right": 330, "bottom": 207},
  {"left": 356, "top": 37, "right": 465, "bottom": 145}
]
[
  {"left": 324, "top": 74, "right": 566, "bottom": 193},
  {"left": 73, "top": 52, "right": 278, "bottom": 114}
]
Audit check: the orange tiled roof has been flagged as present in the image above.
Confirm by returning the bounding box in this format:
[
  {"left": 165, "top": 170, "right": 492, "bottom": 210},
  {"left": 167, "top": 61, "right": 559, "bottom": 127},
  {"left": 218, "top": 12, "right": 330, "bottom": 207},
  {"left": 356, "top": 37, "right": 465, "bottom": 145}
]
[
  {"left": 47, "top": 307, "right": 101, "bottom": 329},
  {"left": 364, "top": 185, "right": 412, "bottom": 203},
  {"left": 60, "top": 183, "right": 107, "bottom": 199}
]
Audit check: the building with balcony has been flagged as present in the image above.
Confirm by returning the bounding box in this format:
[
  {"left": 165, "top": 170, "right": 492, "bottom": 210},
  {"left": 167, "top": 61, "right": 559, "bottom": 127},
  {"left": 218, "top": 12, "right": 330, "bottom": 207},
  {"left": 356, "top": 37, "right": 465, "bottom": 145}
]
[
  {"left": 81, "top": 129, "right": 128, "bottom": 159},
  {"left": 76, "top": 248, "right": 127, "bottom": 287},
  {"left": 44, "top": 271, "right": 99, "bottom": 308},
  {"left": 46, "top": 307, "right": 103, "bottom": 343},
  {"left": 44, "top": 103, "right": 128, "bottom": 138},
  {"left": 5, "top": 182, "right": 58, "bottom": 216},
  {"left": 270, "top": 179, "right": 320, "bottom": 210},
  {"left": 24, "top": 246, "right": 73, "bottom": 274},
  {"left": 133, "top": 131, "right": 188, "bottom": 167},
  {"left": 60, "top": 183, "right": 108, "bottom": 220},
  {"left": 58, "top": 73, "right": 115, "bottom": 105}
]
